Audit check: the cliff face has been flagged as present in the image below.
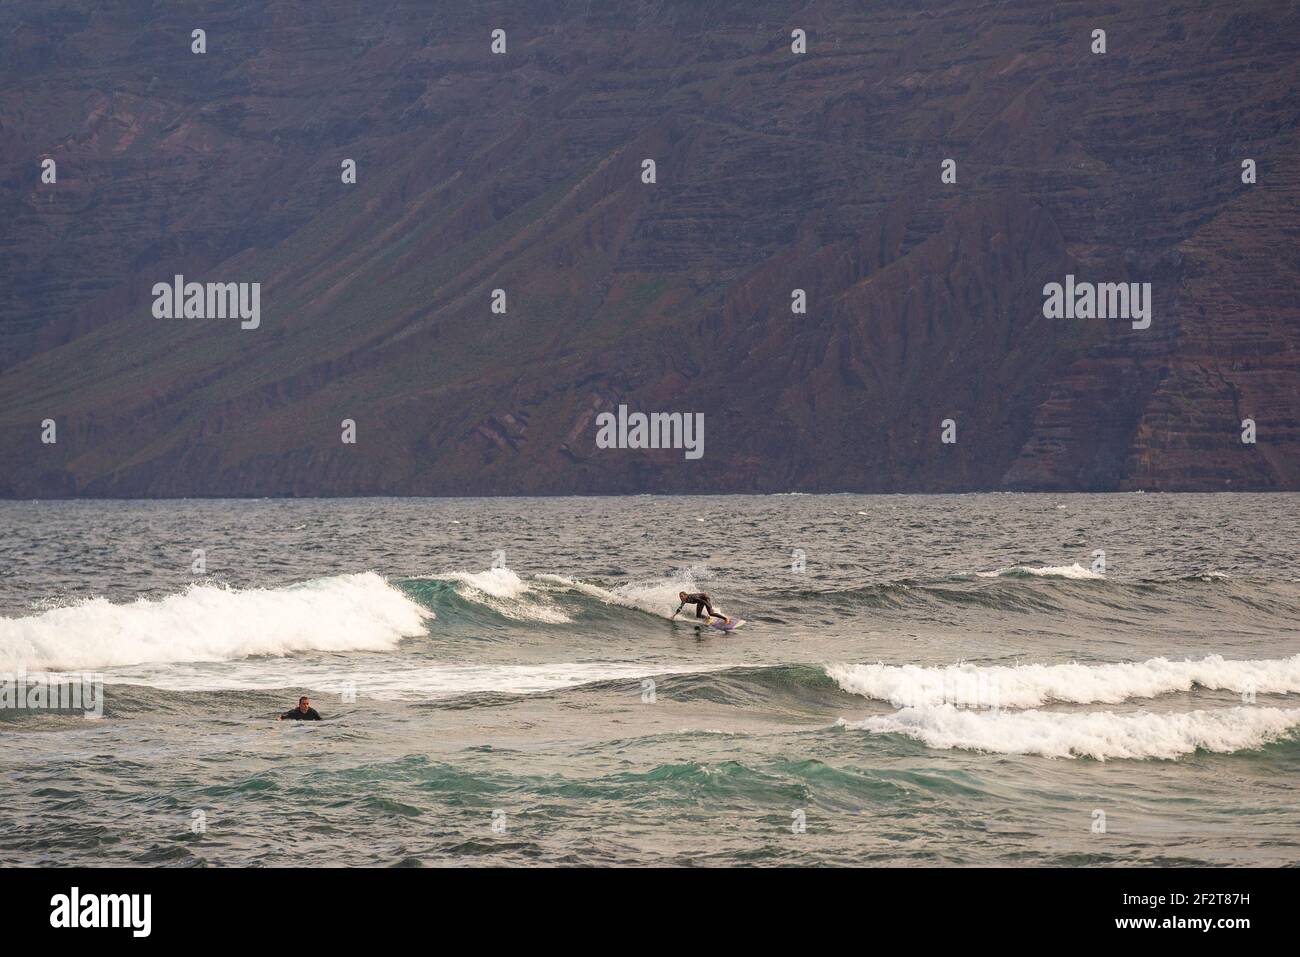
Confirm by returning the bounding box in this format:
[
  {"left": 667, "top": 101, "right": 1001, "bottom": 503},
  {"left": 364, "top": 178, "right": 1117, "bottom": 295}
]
[{"left": 1, "top": 0, "right": 1297, "bottom": 496}]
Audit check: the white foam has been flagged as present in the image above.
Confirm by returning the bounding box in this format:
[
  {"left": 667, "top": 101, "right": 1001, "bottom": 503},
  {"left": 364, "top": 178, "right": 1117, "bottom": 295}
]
[
  {"left": 104, "top": 659, "right": 710, "bottom": 700},
  {"left": 838, "top": 705, "right": 1300, "bottom": 760},
  {"left": 978, "top": 562, "right": 1104, "bottom": 579},
  {"left": 536, "top": 570, "right": 711, "bottom": 620},
  {"left": 826, "top": 654, "right": 1300, "bottom": 709},
  {"left": 0, "top": 572, "right": 431, "bottom": 671},
  {"left": 435, "top": 567, "right": 571, "bottom": 623},
  {"left": 444, "top": 567, "right": 531, "bottom": 600}
]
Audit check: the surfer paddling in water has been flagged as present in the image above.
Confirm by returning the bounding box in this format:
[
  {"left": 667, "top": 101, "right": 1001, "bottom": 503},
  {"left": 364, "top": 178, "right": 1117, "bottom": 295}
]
[
  {"left": 278, "top": 696, "right": 321, "bottom": 721},
  {"left": 673, "top": 591, "right": 725, "bottom": 625}
]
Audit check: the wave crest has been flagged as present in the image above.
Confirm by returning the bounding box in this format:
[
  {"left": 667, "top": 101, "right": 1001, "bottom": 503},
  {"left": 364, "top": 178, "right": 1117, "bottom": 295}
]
[
  {"left": 977, "top": 563, "right": 1105, "bottom": 580},
  {"left": 826, "top": 654, "right": 1300, "bottom": 709},
  {"left": 0, "top": 572, "right": 430, "bottom": 671},
  {"left": 838, "top": 705, "right": 1300, "bottom": 760}
]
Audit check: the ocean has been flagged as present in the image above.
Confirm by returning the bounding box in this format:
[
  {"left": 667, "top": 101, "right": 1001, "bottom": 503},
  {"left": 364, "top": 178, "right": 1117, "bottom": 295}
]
[{"left": 1, "top": 494, "right": 1297, "bottom": 867}]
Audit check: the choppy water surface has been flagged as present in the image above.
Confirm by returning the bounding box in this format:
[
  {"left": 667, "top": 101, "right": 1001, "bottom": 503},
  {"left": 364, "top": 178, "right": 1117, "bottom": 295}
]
[{"left": 1, "top": 494, "right": 1298, "bottom": 866}]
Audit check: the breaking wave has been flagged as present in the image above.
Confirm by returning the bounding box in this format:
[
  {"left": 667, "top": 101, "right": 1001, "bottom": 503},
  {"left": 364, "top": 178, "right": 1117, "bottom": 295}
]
[
  {"left": 0, "top": 572, "right": 431, "bottom": 671},
  {"left": 826, "top": 654, "right": 1300, "bottom": 709},
  {"left": 976, "top": 563, "right": 1105, "bottom": 580},
  {"left": 838, "top": 705, "right": 1300, "bottom": 760}
]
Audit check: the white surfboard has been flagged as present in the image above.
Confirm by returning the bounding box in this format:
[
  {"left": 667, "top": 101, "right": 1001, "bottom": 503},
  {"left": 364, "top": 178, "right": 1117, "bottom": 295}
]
[{"left": 705, "top": 616, "right": 744, "bottom": 633}]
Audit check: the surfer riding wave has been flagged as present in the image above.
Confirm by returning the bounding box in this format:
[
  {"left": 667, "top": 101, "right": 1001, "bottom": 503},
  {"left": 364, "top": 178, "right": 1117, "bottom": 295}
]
[{"left": 673, "top": 591, "right": 725, "bottom": 624}]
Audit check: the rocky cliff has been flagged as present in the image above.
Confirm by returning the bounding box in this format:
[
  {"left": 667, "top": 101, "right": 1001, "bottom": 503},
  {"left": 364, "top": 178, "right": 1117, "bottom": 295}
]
[{"left": 1, "top": 0, "right": 1297, "bottom": 495}]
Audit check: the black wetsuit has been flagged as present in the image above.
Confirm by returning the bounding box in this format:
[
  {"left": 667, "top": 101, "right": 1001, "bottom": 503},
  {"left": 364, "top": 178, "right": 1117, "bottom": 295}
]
[
  {"left": 281, "top": 707, "right": 321, "bottom": 721},
  {"left": 677, "top": 592, "right": 721, "bottom": 621}
]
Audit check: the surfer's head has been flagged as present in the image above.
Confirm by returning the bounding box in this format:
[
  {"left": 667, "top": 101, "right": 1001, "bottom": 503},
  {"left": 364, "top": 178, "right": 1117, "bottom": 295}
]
[
  {"left": 678, "top": 592, "right": 688, "bottom": 602},
  {"left": 297, "top": 696, "right": 311, "bottom": 712}
]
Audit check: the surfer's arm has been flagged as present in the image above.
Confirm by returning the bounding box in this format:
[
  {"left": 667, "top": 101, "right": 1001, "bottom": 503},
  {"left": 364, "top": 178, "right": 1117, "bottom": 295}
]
[{"left": 671, "top": 602, "right": 684, "bottom": 618}]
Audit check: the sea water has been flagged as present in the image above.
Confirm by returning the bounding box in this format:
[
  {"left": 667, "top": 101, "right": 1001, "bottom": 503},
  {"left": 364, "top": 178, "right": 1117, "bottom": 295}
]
[{"left": 1, "top": 494, "right": 1297, "bottom": 866}]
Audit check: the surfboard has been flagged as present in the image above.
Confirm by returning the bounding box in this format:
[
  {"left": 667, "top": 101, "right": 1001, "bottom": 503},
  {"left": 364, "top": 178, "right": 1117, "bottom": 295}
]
[{"left": 707, "top": 616, "right": 744, "bottom": 632}]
